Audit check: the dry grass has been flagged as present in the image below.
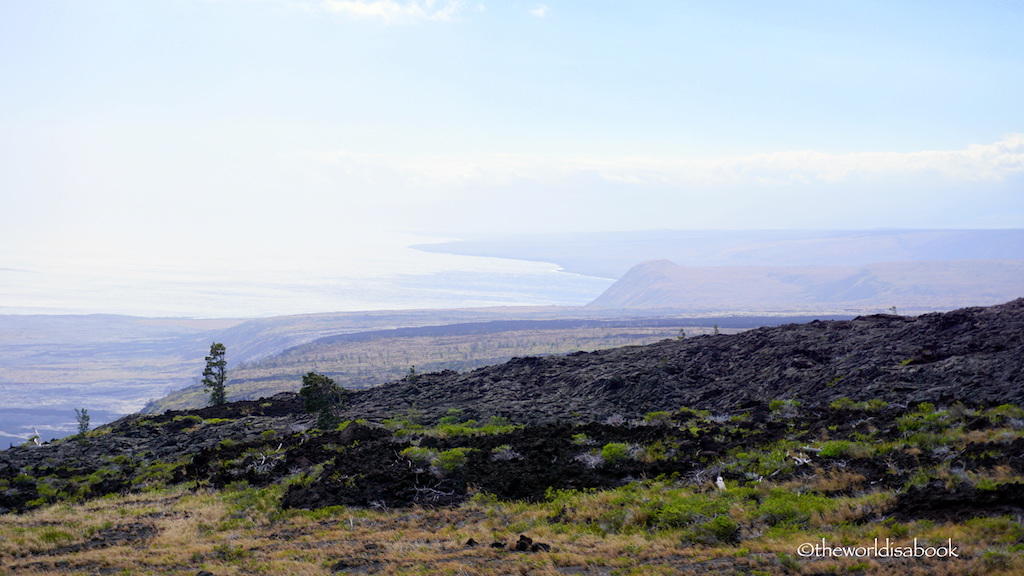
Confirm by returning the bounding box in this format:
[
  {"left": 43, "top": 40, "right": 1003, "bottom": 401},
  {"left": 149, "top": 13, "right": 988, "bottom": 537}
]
[
  {"left": 1, "top": 482, "right": 1021, "bottom": 576},
  {"left": 6, "top": 402, "right": 1024, "bottom": 575}
]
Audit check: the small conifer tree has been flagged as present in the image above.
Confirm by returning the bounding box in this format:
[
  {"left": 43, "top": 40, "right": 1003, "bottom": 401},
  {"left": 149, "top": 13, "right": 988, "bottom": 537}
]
[
  {"left": 75, "top": 408, "right": 90, "bottom": 435},
  {"left": 202, "top": 342, "right": 228, "bottom": 406}
]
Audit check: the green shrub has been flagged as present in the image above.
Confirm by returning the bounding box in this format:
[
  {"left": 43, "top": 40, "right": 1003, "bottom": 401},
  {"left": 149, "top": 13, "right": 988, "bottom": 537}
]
[
  {"left": 132, "top": 460, "right": 182, "bottom": 489},
  {"left": 601, "top": 442, "right": 630, "bottom": 464},
  {"left": 966, "top": 516, "right": 1024, "bottom": 543},
  {"left": 829, "top": 397, "right": 888, "bottom": 412},
  {"left": 677, "top": 406, "right": 712, "bottom": 419},
  {"left": 724, "top": 441, "right": 799, "bottom": 477},
  {"left": 172, "top": 415, "right": 203, "bottom": 424},
  {"left": 643, "top": 411, "right": 673, "bottom": 425},
  {"left": 986, "top": 404, "right": 1024, "bottom": 422},
  {"left": 399, "top": 446, "right": 436, "bottom": 463},
  {"left": 438, "top": 408, "right": 465, "bottom": 425},
  {"left": 39, "top": 528, "right": 75, "bottom": 544},
  {"left": 866, "top": 399, "right": 888, "bottom": 411},
  {"left": 434, "top": 421, "right": 521, "bottom": 437},
  {"left": 975, "top": 476, "right": 1000, "bottom": 491},
  {"left": 300, "top": 372, "right": 346, "bottom": 430},
  {"left": 776, "top": 552, "right": 800, "bottom": 571},
  {"left": 35, "top": 480, "right": 59, "bottom": 500},
  {"left": 635, "top": 441, "right": 672, "bottom": 463},
  {"left": 758, "top": 490, "right": 832, "bottom": 527},
  {"left": 650, "top": 493, "right": 729, "bottom": 528},
  {"left": 213, "top": 542, "right": 249, "bottom": 562},
  {"left": 435, "top": 448, "right": 475, "bottom": 472},
  {"left": 819, "top": 440, "right": 853, "bottom": 458},
  {"left": 769, "top": 399, "right": 800, "bottom": 419},
  {"left": 701, "top": 515, "right": 739, "bottom": 544},
  {"left": 203, "top": 417, "right": 233, "bottom": 425},
  {"left": 221, "top": 484, "right": 282, "bottom": 522},
  {"left": 904, "top": 432, "right": 950, "bottom": 450},
  {"left": 829, "top": 397, "right": 856, "bottom": 410},
  {"left": 490, "top": 444, "right": 522, "bottom": 461}
]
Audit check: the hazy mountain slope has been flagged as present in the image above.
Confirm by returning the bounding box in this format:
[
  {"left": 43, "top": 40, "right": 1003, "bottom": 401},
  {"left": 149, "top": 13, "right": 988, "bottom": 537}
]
[
  {"left": 586, "top": 259, "right": 1024, "bottom": 312},
  {"left": 416, "top": 229, "right": 1024, "bottom": 278},
  {"left": 335, "top": 299, "right": 1024, "bottom": 424}
]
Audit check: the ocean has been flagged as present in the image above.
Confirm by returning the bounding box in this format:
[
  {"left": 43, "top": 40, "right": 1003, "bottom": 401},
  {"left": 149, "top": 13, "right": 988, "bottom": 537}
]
[
  {"left": 0, "top": 234, "right": 614, "bottom": 318},
  {"left": 0, "top": 235, "right": 613, "bottom": 445}
]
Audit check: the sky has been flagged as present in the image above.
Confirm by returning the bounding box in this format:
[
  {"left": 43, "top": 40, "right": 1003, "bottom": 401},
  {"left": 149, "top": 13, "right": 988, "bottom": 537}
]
[{"left": 1, "top": 0, "right": 1023, "bottom": 316}]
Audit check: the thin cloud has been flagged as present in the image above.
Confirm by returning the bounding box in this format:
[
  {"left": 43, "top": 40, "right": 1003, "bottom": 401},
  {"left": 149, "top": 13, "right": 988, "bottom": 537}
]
[
  {"left": 320, "top": 0, "right": 467, "bottom": 22},
  {"left": 313, "top": 134, "right": 1024, "bottom": 188},
  {"left": 529, "top": 4, "right": 548, "bottom": 18}
]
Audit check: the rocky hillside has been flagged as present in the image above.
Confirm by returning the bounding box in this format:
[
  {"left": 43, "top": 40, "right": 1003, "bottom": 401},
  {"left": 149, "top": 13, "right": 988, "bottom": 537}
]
[
  {"left": 417, "top": 228, "right": 1024, "bottom": 279},
  {"left": 4, "top": 300, "right": 1024, "bottom": 576},
  {"left": 3, "top": 299, "right": 1023, "bottom": 506},
  {"left": 336, "top": 298, "right": 1024, "bottom": 424}
]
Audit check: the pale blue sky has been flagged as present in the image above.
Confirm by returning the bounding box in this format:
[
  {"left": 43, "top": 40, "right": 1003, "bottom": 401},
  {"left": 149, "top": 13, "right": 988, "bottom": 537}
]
[{"left": 1, "top": 0, "right": 1023, "bottom": 315}]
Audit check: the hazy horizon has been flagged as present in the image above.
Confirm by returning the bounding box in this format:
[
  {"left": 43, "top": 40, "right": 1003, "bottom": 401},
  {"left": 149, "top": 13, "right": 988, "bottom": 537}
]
[
  {"left": 3, "top": 227, "right": 1022, "bottom": 318},
  {"left": 0, "top": 232, "right": 614, "bottom": 318},
  {"left": 3, "top": 2, "right": 1022, "bottom": 318}
]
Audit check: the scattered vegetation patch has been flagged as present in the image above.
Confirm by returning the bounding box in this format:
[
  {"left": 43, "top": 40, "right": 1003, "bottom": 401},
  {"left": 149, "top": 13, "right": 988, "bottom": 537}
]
[
  {"left": 829, "top": 397, "right": 888, "bottom": 412},
  {"left": 4, "top": 397, "right": 1024, "bottom": 574},
  {"left": 384, "top": 410, "right": 523, "bottom": 439}
]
